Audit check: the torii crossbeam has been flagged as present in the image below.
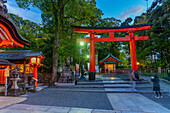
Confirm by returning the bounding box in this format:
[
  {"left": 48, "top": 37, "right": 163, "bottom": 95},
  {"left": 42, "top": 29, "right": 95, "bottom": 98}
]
[{"left": 72, "top": 23, "right": 153, "bottom": 80}]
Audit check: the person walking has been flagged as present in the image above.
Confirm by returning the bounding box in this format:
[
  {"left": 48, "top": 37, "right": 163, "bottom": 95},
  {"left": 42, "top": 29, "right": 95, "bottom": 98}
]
[
  {"left": 151, "top": 74, "right": 162, "bottom": 98},
  {"left": 129, "top": 70, "right": 137, "bottom": 90}
]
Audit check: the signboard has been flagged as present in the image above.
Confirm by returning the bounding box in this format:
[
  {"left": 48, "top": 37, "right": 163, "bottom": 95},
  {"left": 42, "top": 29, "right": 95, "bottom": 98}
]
[
  {"left": 95, "top": 66, "right": 99, "bottom": 73},
  {"left": 4, "top": 67, "right": 10, "bottom": 77}
]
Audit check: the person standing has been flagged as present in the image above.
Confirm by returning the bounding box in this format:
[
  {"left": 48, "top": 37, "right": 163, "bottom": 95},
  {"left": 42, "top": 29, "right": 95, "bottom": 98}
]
[
  {"left": 129, "top": 70, "right": 137, "bottom": 90},
  {"left": 151, "top": 74, "right": 162, "bottom": 98},
  {"left": 106, "top": 68, "right": 108, "bottom": 73}
]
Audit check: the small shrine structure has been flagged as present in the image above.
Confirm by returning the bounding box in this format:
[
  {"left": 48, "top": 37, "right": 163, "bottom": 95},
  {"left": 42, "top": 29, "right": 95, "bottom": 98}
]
[
  {"left": 0, "top": 50, "right": 44, "bottom": 85},
  {"left": 99, "top": 53, "right": 121, "bottom": 73}
]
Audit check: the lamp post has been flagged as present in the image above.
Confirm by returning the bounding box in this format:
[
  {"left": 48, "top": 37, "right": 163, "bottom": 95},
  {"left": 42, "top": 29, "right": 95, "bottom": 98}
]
[
  {"left": 80, "top": 42, "right": 85, "bottom": 79},
  {"left": 26, "top": 53, "right": 44, "bottom": 90}
]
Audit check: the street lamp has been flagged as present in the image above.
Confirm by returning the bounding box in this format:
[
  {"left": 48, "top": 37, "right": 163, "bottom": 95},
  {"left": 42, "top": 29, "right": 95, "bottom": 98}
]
[
  {"left": 80, "top": 42, "right": 85, "bottom": 79},
  {"left": 25, "top": 52, "right": 44, "bottom": 90}
]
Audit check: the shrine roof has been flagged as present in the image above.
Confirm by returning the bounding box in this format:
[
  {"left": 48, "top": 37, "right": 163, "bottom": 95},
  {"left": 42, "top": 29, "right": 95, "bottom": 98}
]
[
  {"left": 99, "top": 53, "right": 121, "bottom": 64},
  {"left": 0, "top": 1, "right": 30, "bottom": 48},
  {"left": 0, "top": 59, "right": 14, "bottom": 65},
  {"left": 25, "top": 51, "right": 45, "bottom": 58},
  {"left": 0, "top": 50, "right": 44, "bottom": 60}
]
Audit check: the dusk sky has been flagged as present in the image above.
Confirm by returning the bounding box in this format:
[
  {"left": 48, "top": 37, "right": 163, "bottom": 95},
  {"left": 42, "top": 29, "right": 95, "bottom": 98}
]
[{"left": 7, "top": 0, "right": 154, "bottom": 24}]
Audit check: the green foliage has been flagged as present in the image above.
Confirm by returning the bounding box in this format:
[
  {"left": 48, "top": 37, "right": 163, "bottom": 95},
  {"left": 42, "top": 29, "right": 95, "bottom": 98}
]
[
  {"left": 121, "top": 17, "right": 132, "bottom": 26},
  {"left": 14, "top": 0, "right": 103, "bottom": 84},
  {"left": 7, "top": 13, "right": 53, "bottom": 73},
  {"left": 119, "top": 52, "right": 129, "bottom": 67},
  {"left": 8, "top": 0, "right": 169, "bottom": 80},
  {"left": 132, "top": 0, "right": 170, "bottom": 69}
]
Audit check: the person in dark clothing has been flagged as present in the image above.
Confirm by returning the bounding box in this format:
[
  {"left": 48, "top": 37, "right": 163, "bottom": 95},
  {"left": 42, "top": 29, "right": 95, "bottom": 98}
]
[
  {"left": 151, "top": 74, "right": 162, "bottom": 98},
  {"left": 106, "top": 69, "right": 108, "bottom": 73}
]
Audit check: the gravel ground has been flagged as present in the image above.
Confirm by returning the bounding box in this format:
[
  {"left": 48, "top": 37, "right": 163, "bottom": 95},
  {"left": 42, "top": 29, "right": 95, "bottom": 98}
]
[
  {"left": 142, "top": 93, "right": 170, "bottom": 110},
  {"left": 20, "top": 88, "right": 113, "bottom": 110}
]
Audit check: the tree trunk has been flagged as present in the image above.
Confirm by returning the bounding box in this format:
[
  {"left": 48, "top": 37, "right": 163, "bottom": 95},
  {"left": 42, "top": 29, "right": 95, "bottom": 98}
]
[
  {"left": 51, "top": 1, "right": 60, "bottom": 86},
  {"left": 51, "top": 28, "right": 59, "bottom": 86}
]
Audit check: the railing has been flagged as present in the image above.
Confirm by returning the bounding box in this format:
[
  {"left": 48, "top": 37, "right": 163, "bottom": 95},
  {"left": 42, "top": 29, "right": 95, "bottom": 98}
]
[{"left": 139, "top": 68, "right": 169, "bottom": 75}]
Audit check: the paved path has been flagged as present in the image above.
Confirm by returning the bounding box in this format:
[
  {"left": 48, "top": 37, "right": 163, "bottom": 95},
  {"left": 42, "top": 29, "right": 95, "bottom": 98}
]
[
  {"left": 140, "top": 76, "right": 170, "bottom": 92},
  {"left": 20, "top": 88, "right": 113, "bottom": 110},
  {"left": 0, "top": 96, "right": 26, "bottom": 109},
  {"left": 0, "top": 73, "right": 170, "bottom": 113},
  {"left": 139, "top": 75, "right": 170, "bottom": 110},
  {"left": 0, "top": 104, "right": 119, "bottom": 113},
  {"left": 107, "top": 93, "right": 170, "bottom": 113}
]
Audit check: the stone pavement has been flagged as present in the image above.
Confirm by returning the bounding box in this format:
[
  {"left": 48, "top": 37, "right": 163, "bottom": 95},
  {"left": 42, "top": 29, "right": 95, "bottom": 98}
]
[
  {"left": 140, "top": 76, "right": 170, "bottom": 93},
  {"left": 0, "top": 74, "right": 170, "bottom": 113},
  {"left": 107, "top": 93, "right": 170, "bottom": 113},
  {"left": 0, "top": 84, "right": 47, "bottom": 109},
  {"left": 0, "top": 104, "right": 120, "bottom": 113},
  {"left": 102, "top": 75, "right": 170, "bottom": 112},
  {"left": 0, "top": 96, "right": 26, "bottom": 109}
]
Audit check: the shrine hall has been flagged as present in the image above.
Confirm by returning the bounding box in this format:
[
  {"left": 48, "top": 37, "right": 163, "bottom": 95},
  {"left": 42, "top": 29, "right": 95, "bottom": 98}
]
[
  {"left": 0, "top": 50, "right": 44, "bottom": 85},
  {"left": 99, "top": 53, "right": 121, "bottom": 73}
]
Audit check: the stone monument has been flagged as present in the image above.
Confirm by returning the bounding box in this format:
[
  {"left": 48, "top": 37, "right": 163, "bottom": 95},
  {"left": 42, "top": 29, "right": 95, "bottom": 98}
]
[{"left": 58, "top": 57, "right": 73, "bottom": 83}]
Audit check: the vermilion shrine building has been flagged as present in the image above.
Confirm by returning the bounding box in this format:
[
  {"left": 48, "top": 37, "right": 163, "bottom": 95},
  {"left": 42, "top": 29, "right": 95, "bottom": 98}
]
[
  {"left": 0, "top": 1, "right": 30, "bottom": 85},
  {"left": 99, "top": 53, "right": 121, "bottom": 73}
]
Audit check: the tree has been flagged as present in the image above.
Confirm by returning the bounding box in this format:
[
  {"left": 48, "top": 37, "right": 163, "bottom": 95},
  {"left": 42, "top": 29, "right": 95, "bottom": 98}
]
[
  {"left": 121, "top": 17, "right": 132, "bottom": 26},
  {"left": 133, "top": 0, "right": 170, "bottom": 69},
  {"left": 15, "top": 0, "right": 103, "bottom": 85}
]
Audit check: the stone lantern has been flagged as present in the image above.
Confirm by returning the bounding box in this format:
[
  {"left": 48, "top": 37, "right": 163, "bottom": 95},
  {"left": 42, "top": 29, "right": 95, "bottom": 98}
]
[{"left": 8, "top": 66, "right": 21, "bottom": 96}]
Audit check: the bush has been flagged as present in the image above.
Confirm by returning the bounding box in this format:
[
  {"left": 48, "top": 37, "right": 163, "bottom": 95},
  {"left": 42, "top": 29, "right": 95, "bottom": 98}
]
[
  {"left": 142, "top": 72, "right": 170, "bottom": 81},
  {"left": 162, "top": 76, "right": 170, "bottom": 81}
]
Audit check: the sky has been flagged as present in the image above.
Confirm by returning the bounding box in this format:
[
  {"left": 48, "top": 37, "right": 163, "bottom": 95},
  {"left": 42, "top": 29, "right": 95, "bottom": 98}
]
[{"left": 7, "top": 0, "right": 154, "bottom": 24}]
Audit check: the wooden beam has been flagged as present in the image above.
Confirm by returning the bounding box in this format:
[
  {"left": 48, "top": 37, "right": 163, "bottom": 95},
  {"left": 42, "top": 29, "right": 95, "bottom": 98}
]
[
  {"left": 135, "top": 36, "right": 149, "bottom": 41},
  {"left": 0, "top": 40, "right": 13, "bottom": 46},
  {"left": 94, "top": 36, "right": 130, "bottom": 42},
  {"left": 76, "top": 35, "right": 148, "bottom": 43}
]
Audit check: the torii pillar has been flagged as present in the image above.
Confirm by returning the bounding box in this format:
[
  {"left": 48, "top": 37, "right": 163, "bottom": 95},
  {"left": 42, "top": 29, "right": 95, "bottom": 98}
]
[{"left": 89, "top": 32, "right": 96, "bottom": 80}]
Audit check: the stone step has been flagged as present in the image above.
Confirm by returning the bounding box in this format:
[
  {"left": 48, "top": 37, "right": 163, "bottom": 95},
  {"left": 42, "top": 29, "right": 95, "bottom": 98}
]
[
  {"left": 78, "top": 81, "right": 150, "bottom": 85},
  {"left": 47, "top": 88, "right": 169, "bottom": 94},
  {"left": 56, "top": 85, "right": 152, "bottom": 89},
  {"left": 100, "top": 78, "right": 145, "bottom": 81}
]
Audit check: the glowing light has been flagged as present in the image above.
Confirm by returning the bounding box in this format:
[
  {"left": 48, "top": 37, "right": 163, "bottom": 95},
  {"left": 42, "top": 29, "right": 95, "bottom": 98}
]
[
  {"left": 31, "top": 57, "right": 36, "bottom": 63},
  {"left": 80, "top": 42, "right": 84, "bottom": 46},
  {"left": 87, "top": 55, "right": 89, "bottom": 58}
]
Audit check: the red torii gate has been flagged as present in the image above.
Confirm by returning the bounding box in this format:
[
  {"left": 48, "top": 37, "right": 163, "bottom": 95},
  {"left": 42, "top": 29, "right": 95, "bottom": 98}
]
[{"left": 72, "top": 23, "right": 153, "bottom": 80}]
